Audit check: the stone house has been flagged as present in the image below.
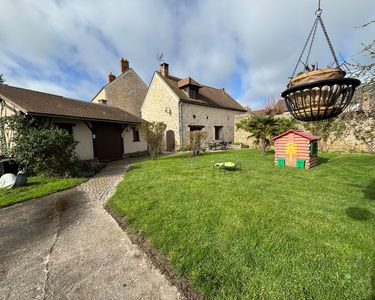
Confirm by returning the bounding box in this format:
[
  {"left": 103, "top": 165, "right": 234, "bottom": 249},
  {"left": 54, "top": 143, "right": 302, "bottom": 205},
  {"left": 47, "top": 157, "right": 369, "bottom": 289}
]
[
  {"left": 92, "top": 58, "right": 148, "bottom": 117},
  {"left": 141, "top": 63, "right": 247, "bottom": 150},
  {"left": 0, "top": 84, "right": 147, "bottom": 161}
]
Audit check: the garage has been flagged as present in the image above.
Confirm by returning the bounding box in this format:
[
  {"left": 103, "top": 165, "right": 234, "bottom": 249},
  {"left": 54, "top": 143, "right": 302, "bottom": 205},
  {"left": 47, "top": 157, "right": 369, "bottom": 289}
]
[{"left": 93, "top": 122, "right": 124, "bottom": 162}]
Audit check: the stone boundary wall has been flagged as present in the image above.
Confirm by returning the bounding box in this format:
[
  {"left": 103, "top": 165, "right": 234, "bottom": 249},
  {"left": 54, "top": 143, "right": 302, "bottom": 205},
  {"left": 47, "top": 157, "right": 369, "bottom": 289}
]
[{"left": 234, "top": 113, "right": 373, "bottom": 153}]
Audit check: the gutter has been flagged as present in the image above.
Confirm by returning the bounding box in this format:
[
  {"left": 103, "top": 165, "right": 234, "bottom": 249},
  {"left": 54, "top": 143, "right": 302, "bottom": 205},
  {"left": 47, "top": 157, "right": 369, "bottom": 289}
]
[{"left": 178, "top": 100, "right": 183, "bottom": 147}]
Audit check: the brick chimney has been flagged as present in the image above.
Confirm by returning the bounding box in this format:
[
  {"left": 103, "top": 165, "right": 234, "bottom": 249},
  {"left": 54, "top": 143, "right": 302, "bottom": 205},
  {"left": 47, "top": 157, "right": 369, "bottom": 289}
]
[
  {"left": 108, "top": 72, "right": 116, "bottom": 83},
  {"left": 160, "top": 63, "right": 169, "bottom": 78},
  {"left": 121, "top": 58, "right": 129, "bottom": 73}
]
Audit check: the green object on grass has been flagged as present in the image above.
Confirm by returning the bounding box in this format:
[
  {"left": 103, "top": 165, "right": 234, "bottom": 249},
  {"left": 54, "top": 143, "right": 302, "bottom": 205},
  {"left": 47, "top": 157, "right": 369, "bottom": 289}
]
[
  {"left": 215, "top": 162, "right": 236, "bottom": 168},
  {"left": 296, "top": 159, "right": 305, "bottom": 169},
  {"left": 277, "top": 158, "right": 285, "bottom": 167}
]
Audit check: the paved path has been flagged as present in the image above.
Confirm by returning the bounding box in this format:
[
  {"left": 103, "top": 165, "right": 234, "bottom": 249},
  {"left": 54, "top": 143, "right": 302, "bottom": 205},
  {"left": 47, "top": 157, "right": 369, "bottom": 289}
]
[{"left": 0, "top": 158, "right": 182, "bottom": 300}]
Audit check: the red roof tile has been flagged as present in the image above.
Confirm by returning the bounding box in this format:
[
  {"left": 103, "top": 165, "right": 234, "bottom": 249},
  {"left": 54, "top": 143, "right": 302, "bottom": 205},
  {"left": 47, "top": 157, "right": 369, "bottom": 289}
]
[{"left": 272, "top": 129, "right": 319, "bottom": 141}]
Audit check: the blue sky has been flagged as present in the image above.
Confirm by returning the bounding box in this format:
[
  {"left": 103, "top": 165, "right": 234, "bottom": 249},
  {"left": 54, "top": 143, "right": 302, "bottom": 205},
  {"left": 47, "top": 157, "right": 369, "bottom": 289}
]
[{"left": 0, "top": 0, "right": 373, "bottom": 109}]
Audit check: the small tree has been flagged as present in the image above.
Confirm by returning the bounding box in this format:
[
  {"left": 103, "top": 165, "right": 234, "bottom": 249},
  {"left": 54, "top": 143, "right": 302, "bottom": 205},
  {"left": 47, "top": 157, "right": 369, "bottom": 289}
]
[
  {"left": 236, "top": 115, "right": 281, "bottom": 155},
  {"left": 189, "top": 130, "right": 207, "bottom": 157},
  {"left": 0, "top": 74, "right": 5, "bottom": 84},
  {"left": 139, "top": 121, "right": 166, "bottom": 160}
]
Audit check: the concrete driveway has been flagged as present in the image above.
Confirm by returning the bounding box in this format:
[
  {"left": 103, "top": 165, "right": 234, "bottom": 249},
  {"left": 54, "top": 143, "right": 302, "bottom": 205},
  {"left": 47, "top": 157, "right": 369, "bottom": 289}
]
[{"left": 0, "top": 160, "right": 182, "bottom": 300}]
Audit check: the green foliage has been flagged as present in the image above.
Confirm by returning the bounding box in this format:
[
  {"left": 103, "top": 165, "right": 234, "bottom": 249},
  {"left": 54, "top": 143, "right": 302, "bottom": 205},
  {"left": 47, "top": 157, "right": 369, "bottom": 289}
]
[
  {"left": 236, "top": 115, "right": 288, "bottom": 154},
  {"left": 139, "top": 121, "right": 167, "bottom": 160},
  {"left": 189, "top": 130, "right": 207, "bottom": 157},
  {"left": 5, "top": 115, "right": 79, "bottom": 176},
  {"left": 303, "top": 118, "right": 345, "bottom": 151},
  {"left": 108, "top": 150, "right": 375, "bottom": 299},
  {"left": 0, "top": 176, "right": 85, "bottom": 208}
]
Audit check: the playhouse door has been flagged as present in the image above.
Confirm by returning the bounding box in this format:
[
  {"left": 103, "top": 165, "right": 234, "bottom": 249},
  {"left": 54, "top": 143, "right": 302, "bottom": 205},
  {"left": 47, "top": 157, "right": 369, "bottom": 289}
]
[{"left": 285, "top": 134, "right": 297, "bottom": 167}]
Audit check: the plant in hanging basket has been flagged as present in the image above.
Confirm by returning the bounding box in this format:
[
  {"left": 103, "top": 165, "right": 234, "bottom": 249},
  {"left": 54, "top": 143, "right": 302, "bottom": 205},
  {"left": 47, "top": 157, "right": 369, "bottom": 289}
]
[{"left": 288, "top": 67, "right": 346, "bottom": 88}]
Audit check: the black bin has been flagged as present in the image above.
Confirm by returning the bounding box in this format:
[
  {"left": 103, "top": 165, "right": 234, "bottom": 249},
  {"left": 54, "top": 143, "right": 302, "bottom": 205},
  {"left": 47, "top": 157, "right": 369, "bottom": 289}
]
[{"left": 0, "top": 159, "right": 19, "bottom": 176}]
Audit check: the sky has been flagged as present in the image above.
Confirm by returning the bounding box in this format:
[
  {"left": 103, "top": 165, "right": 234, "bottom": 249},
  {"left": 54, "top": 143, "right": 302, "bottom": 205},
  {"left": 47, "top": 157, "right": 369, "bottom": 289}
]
[{"left": 0, "top": 0, "right": 373, "bottom": 109}]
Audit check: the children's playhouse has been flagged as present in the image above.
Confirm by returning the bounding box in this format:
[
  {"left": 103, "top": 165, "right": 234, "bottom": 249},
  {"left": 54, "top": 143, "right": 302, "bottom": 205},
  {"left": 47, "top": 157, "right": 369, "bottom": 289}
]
[{"left": 272, "top": 130, "right": 319, "bottom": 169}]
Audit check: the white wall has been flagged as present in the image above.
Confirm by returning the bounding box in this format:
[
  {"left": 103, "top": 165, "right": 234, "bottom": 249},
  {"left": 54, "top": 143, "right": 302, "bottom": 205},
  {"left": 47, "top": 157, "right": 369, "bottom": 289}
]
[{"left": 122, "top": 127, "right": 147, "bottom": 154}]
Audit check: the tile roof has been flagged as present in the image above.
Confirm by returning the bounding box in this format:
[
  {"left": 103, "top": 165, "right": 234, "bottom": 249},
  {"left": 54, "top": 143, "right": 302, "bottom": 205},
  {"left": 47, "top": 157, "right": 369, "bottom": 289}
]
[
  {"left": 177, "top": 77, "right": 201, "bottom": 88},
  {"left": 0, "top": 84, "right": 144, "bottom": 124},
  {"left": 158, "top": 72, "right": 247, "bottom": 112},
  {"left": 272, "top": 129, "right": 319, "bottom": 141}
]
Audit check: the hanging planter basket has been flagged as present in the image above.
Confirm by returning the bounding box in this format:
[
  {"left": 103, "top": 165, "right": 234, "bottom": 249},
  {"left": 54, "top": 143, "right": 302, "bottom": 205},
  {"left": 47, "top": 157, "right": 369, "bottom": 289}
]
[
  {"left": 281, "top": 3, "right": 361, "bottom": 121},
  {"left": 282, "top": 77, "right": 361, "bottom": 121}
]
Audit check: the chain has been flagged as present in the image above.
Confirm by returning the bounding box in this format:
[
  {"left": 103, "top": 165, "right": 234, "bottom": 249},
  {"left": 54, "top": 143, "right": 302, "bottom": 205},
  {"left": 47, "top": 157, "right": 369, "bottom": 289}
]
[
  {"left": 290, "top": 17, "right": 319, "bottom": 79},
  {"left": 318, "top": 15, "right": 340, "bottom": 67},
  {"left": 305, "top": 19, "right": 319, "bottom": 66}
]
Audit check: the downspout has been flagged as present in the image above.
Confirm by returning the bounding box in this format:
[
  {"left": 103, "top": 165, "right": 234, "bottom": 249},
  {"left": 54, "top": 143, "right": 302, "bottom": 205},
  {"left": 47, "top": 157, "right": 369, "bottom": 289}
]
[{"left": 178, "top": 100, "right": 183, "bottom": 148}]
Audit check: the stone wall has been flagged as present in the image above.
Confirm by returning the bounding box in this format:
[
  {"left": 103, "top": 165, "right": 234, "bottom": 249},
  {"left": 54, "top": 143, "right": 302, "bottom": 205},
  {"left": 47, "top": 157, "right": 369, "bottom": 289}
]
[
  {"left": 233, "top": 112, "right": 373, "bottom": 153},
  {"left": 92, "top": 69, "right": 147, "bottom": 117},
  {"left": 141, "top": 73, "right": 181, "bottom": 150},
  {"left": 182, "top": 103, "right": 243, "bottom": 146}
]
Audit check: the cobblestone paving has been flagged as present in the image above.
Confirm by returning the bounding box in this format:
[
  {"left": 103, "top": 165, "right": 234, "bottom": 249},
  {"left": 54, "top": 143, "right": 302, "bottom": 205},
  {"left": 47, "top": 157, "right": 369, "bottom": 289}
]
[{"left": 78, "top": 156, "right": 145, "bottom": 202}]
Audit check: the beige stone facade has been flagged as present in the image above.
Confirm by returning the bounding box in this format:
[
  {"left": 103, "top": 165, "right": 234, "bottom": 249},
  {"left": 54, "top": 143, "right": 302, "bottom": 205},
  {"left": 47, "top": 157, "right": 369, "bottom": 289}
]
[
  {"left": 141, "top": 73, "right": 181, "bottom": 149},
  {"left": 141, "top": 72, "right": 246, "bottom": 150},
  {"left": 181, "top": 103, "right": 239, "bottom": 146},
  {"left": 92, "top": 68, "right": 147, "bottom": 117}
]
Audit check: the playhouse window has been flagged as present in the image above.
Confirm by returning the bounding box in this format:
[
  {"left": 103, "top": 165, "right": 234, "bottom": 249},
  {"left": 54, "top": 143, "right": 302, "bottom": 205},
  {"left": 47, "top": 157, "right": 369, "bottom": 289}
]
[{"left": 310, "top": 141, "right": 318, "bottom": 156}]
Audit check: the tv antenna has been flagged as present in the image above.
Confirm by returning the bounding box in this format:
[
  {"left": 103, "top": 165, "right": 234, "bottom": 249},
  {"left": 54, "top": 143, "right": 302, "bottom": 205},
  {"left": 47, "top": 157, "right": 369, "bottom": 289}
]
[{"left": 157, "top": 53, "right": 164, "bottom": 64}]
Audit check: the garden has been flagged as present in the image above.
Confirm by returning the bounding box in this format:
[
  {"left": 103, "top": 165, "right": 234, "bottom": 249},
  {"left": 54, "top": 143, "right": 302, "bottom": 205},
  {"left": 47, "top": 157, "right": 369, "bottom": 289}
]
[{"left": 108, "top": 149, "right": 375, "bottom": 299}]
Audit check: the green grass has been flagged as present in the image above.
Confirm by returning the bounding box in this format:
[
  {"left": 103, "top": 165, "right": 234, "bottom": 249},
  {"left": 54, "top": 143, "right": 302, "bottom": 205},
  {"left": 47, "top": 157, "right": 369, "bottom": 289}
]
[
  {"left": 0, "top": 176, "right": 85, "bottom": 208},
  {"left": 108, "top": 150, "right": 375, "bottom": 299}
]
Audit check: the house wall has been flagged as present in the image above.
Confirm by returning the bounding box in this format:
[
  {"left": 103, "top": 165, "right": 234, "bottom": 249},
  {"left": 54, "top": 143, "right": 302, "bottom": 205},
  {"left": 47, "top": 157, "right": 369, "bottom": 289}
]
[
  {"left": 122, "top": 128, "right": 147, "bottom": 154},
  {"left": 92, "top": 69, "right": 147, "bottom": 117},
  {"left": 0, "top": 103, "right": 17, "bottom": 156},
  {"left": 51, "top": 118, "right": 94, "bottom": 160},
  {"left": 182, "top": 103, "right": 241, "bottom": 146},
  {"left": 141, "top": 73, "right": 180, "bottom": 150},
  {"left": 72, "top": 121, "right": 94, "bottom": 160},
  {"left": 93, "top": 89, "right": 106, "bottom": 102}
]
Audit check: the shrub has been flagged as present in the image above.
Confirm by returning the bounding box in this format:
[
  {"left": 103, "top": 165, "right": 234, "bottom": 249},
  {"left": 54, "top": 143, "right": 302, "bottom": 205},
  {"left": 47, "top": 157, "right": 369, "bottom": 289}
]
[
  {"left": 5, "top": 115, "right": 79, "bottom": 176},
  {"left": 189, "top": 131, "right": 207, "bottom": 157},
  {"left": 139, "top": 122, "right": 167, "bottom": 160}
]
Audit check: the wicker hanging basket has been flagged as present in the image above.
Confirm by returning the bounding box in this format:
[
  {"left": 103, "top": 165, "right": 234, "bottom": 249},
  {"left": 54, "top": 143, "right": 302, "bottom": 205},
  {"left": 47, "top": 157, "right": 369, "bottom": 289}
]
[{"left": 281, "top": 4, "right": 361, "bottom": 121}]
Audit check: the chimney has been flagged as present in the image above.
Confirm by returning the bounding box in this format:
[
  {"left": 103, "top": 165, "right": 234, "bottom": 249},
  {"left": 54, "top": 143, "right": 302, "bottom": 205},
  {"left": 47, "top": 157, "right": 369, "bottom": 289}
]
[
  {"left": 121, "top": 58, "right": 129, "bottom": 73},
  {"left": 160, "top": 63, "right": 169, "bottom": 78},
  {"left": 108, "top": 72, "right": 116, "bottom": 83}
]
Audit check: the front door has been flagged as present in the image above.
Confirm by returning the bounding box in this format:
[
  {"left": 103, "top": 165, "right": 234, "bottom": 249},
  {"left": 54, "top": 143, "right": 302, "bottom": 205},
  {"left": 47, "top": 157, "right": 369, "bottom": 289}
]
[
  {"left": 166, "top": 130, "right": 175, "bottom": 151},
  {"left": 93, "top": 122, "right": 123, "bottom": 162}
]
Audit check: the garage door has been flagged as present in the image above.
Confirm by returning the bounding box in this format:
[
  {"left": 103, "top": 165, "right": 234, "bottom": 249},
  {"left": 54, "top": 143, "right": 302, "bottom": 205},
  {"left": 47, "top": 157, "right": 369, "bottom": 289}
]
[{"left": 93, "top": 122, "right": 123, "bottom": 162}]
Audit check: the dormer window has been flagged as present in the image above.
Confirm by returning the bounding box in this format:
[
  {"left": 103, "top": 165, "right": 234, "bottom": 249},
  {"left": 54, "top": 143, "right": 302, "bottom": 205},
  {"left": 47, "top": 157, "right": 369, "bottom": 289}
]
[{"left": 177, "top": 77, "right": 201, "bottom": 100}]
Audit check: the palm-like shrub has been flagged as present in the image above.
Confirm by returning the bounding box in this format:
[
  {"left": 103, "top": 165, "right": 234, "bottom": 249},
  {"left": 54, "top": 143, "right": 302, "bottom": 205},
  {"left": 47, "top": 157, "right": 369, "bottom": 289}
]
[{"left": 236, "top": 115, "right": 283, "bottom": 154}]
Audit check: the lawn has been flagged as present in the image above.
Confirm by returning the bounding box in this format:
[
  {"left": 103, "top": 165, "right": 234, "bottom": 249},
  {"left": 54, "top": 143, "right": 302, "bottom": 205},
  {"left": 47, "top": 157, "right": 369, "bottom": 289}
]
[
  {"left": 108, "top": 149, "right": 375, "bottom": 300},
  {"left": 0, "top": 176, "right": 85, "bottom": 208}
]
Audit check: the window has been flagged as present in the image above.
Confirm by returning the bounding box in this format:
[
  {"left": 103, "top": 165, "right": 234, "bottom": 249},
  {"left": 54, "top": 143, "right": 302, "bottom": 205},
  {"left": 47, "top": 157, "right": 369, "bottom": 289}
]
[
  {"left": 214, "top": 126, "right": 224, "bottom": 140},
  {"left": 310, "top": 141, "right": 318, "bottom": 156},
  {"left": 189, "top": 125, "right": 204, "bottom": 132},
  {"left": 193, "top": 114, "right": 196, "bottom": 119},
  {"left": 56, "top": 123, "right": 73, "bottom": 135},
  {"left": 132, "top": 127, "right": 140, "bottom": 142}
]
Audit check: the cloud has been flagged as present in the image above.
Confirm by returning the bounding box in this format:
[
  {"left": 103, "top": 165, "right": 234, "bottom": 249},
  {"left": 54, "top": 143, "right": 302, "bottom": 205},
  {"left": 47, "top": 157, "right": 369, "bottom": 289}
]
[{"left": 0, "top": 0, "right": 373, "bottom": 109}]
